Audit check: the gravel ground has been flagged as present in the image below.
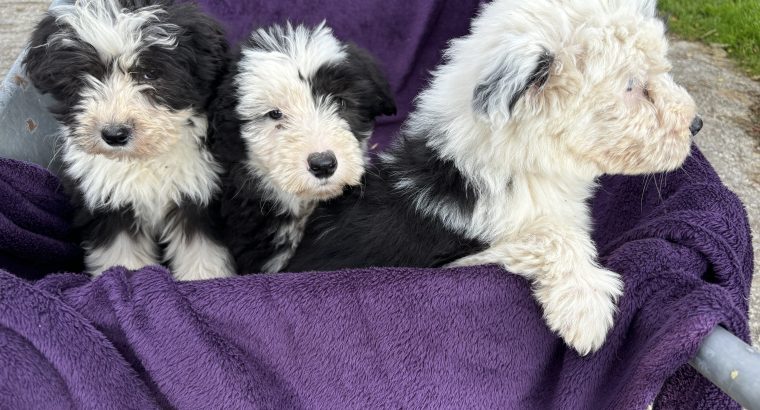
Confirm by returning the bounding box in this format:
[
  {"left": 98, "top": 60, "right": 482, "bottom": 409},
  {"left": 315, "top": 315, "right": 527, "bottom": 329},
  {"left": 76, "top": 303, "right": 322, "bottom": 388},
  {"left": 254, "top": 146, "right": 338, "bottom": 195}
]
[
  {"left": 669, "top": 40, "right": 760, "bottom": 346},
  {"left": 0, "top": 0, "right": 46, "bottom": 76},
  {"left": 1, "top": 2, "right": 759, "bottom": 346}
]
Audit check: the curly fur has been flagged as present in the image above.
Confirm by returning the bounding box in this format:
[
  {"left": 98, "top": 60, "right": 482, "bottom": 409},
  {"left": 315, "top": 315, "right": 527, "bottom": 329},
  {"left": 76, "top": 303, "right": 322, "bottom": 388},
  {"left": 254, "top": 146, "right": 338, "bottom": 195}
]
[{"left": 288, "top": 0, "right": 700, "bottom": 355}]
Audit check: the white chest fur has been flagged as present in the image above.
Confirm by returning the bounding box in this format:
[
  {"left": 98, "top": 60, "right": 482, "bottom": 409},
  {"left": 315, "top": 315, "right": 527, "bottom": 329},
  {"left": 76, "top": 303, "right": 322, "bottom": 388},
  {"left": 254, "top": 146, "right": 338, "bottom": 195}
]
[{"left": 61, "top": 115, "right": 222, "bottom": 231}]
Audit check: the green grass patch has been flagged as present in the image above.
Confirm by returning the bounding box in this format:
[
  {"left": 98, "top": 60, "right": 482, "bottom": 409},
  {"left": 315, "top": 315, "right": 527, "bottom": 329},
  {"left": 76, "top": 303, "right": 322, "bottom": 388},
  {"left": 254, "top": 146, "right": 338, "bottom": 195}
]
[{"left": 659, "top": 0, "right": 760, "bottom": 77}]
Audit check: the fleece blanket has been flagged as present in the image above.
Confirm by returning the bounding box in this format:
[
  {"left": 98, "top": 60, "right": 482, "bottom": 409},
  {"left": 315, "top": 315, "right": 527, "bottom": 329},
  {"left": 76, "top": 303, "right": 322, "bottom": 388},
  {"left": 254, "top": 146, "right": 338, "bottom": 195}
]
[
  {"left": 0, "top": 0, "right": 754, "bottom": 408},
  {"left": 0, "top": 148, "right": 754, "bottom": 409}
]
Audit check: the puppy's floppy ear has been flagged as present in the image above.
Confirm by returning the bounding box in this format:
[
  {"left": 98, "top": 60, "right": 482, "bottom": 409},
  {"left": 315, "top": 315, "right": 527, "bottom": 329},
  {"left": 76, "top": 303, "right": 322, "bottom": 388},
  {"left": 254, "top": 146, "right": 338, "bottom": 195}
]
[
  {"left": 24, "top": 15, "right": 62, "bottom": 96},
  {"left": 472, "top": 46, "right": 554, "bottom": 126},
  {"left": 344, "top": 43, "right": 397, "bottom": 118},
  {"left": 169, "top": 3, "right": 229, "bottom": 100},
  {"left": 23, "top": 14, "right": 93, "bottom": 102}
]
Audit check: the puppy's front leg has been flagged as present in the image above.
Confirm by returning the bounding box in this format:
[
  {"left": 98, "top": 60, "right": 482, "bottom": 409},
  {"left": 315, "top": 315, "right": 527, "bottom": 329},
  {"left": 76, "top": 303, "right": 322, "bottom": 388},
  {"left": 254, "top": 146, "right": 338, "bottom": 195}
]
[
  {"left": 451, "top": 221, "right": 623, "bottom": 355},
  {"left": 162, "top": 205, "right": 235, "bottom": 281},
  {"left": 83, "top": 213, "right": 159, "bottom": 275}
]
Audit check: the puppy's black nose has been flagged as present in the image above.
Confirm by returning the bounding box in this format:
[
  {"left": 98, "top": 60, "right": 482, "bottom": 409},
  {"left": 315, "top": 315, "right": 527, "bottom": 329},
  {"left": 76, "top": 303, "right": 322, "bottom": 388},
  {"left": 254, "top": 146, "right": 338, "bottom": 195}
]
[
  {"left": 689, "top": 116, "right": 703, "bottom": 136},
  {"left": 101, "top": 125, "right": 132, "bottom": 146},
  {"left": 307, "top": 151, "right": 337, "bottom": 179}
]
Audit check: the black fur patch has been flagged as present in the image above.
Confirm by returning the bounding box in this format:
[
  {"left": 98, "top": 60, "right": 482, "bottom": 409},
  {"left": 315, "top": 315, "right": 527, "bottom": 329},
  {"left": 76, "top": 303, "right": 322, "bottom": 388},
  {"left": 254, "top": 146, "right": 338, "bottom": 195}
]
[
  {"left": 508, "top": 50, "right": 554, "bottom": 113},
  {"left": 75, "top": 206, "right": 141, "bottom": 252},
  {"left": 311, "top": 43, "right": 396, "bottom": 138},
  {"left": 385, "top": 134, "right": 478, "bottom": 218},
  {"left": 286, "top": 134, "right": 485, "bottom": 272},
  {"left": 527, "top": 51, "right": 554, "bottom": 89},
  {"left": 165, "top": 198, "right": 225, "bottom": 246},
  {"left": 218, "top": 163, "right": 303, "bottom": 273},
  {"left": 24, "top": 15, "right": 104, "bottom": 120}
]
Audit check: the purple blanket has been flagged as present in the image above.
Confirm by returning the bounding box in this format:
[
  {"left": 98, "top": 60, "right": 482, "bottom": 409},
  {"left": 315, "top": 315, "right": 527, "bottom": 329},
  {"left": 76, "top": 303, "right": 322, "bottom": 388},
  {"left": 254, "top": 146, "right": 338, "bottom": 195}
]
[
  {"left": 0, "top": 149, "right": 754, "bottom": 408},
  {"left": 0, "top": 0, "right": 754, "bottom": 408}
]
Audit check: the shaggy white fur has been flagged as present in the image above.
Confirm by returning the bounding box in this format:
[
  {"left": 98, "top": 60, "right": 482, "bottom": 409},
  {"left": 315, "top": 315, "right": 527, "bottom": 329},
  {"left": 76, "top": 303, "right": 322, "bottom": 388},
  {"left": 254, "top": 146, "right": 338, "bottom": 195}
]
[
  {"left": 420, "top": 0, "right": 699, "bottom": 354},
  {"left": 50, "top": 0, "right": 178, "bottom": 66},
  {"left": 64, "top": 113, "right": 233, "bottom": 280},
  {"left": 32, "top": 0, "right": 235, "bottom": 280},
  {"left": 235, "top": 23, "right": 365, "bottom": 204}
]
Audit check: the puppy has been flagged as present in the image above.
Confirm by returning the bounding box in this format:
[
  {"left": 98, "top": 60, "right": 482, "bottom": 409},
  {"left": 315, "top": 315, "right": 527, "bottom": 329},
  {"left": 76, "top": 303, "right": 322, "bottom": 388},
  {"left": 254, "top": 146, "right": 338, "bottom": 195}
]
[
  {"left": 211, "top": 23, "right": 396, "bottom": 273},
  {"left": 287, "top": 0, "right": 701, "bottom": 355},
  {"left": 24, "top": 0, "right": 235, "bottom": 280}
]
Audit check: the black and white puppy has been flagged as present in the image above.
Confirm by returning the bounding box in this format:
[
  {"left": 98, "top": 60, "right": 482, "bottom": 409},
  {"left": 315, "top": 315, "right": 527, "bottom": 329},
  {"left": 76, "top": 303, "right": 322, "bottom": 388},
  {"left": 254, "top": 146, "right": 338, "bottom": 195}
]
[
  {"left": 211, "top": 23, "right": 396, "bottom": 274},
  {"left": 24, "top": 0, "right": 235, "bottom": 280}
]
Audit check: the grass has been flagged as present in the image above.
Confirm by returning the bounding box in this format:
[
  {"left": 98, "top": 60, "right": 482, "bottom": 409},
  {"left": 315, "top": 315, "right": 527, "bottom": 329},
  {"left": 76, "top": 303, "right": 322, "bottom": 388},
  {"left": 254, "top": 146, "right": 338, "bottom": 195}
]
[{"left": 658, "top": 0, "right": 760, "bottom": 77}]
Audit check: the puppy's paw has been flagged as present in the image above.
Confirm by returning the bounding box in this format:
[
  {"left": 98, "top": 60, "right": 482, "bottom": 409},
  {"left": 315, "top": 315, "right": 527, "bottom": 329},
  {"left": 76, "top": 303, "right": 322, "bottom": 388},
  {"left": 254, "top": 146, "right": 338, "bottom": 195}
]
[
  {"left": 535, "top": 267, "right": 623, "bottom": 355},
  {"left": 170, "top": 241, "right": 236, "bottom": 281},
  {"left": 174, "top": 262, "right": 235, "bottom": 281},
  {"left": 86, "top": 242, "right": 159, "bottom": 276}
]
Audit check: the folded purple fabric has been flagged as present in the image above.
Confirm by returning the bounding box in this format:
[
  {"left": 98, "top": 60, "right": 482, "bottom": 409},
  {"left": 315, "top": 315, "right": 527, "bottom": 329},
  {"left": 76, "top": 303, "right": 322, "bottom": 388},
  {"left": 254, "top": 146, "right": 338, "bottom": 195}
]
[
  {"left": 0, "top": 146, "right": 753, "bottom": 409},
  {"left": 0, "top": 158, "right": 82, "bottom": 278}
]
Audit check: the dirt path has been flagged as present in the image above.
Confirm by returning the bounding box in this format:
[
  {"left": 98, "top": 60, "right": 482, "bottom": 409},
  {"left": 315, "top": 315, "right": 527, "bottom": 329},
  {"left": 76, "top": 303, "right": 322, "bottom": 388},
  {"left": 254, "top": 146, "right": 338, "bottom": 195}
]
[
  {"left": 0, "top": 0, "right": 46, "bottom": 76},
  {"left": 668, "top": 40, "right": 760, "bottom": 346},
  {"left": 1, "top": 2, "right": 759, "bottom": 345}
]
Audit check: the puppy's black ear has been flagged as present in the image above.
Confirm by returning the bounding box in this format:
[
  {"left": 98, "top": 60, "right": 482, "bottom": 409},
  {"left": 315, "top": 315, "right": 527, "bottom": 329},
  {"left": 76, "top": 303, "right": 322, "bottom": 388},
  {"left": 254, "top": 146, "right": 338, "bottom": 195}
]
[
  {"left": 344, "top": 43, "right": 397, "bottom": 118},
  {"left": 23, "top": 14, "right": 93, "bottom": 103},
  {"left": 24, "top": 15, "right": 60, "bottom": 96},
  {"left": 472, "top": 47, "right": 553, "bottom": 126},
  {"left": 207, "top": 59, "right": 246, "bottom": 163},
  {"left": 169, "top": 4, "right": 229, "bottom": 102}
]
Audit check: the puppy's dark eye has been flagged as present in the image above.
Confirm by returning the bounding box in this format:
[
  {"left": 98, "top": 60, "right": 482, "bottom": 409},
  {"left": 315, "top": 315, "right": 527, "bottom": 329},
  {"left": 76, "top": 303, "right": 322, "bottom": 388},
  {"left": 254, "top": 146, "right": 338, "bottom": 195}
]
[
  {"left": 141, "top": 69, "right": 160, "bottom": 81},
  {"left": 267, "top": 109, "right": 283, "bottom": 120}
]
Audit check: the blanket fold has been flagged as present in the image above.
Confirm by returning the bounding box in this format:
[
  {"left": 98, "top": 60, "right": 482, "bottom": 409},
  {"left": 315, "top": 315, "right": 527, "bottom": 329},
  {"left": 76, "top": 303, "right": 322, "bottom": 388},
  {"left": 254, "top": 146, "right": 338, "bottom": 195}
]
[{"left": 0, "top": 159, "right": 82, "bottom": 278}]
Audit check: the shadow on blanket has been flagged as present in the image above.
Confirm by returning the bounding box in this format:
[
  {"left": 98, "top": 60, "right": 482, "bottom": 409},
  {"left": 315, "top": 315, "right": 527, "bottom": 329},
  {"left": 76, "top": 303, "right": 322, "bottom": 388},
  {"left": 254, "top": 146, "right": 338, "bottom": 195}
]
[{"left": 0, "top": 0, "right": 753, "bottom": 407}]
